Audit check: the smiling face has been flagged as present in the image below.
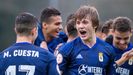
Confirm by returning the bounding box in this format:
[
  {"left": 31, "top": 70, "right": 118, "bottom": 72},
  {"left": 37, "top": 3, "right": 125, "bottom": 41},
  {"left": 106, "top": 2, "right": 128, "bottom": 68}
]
[
  {"left": 112, "top": 17, "right": 132, "bottom": 50},
  {"left": 113, "top": 30, "right": 131, "bottom": 50},
  {"left": 42, "top": 15, "right": 62, "bottom": 40},
  {"left": 76, "top": 17, "right": 95, "bottom": 41},
  {"left": 46, "top": 16, "right": 62, "bottom": 38}
]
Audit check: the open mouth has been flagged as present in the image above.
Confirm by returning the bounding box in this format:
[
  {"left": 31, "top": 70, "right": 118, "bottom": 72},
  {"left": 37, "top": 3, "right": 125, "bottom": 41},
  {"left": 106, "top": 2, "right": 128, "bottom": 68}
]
[
  {"left": 79, "top": 30, "right": 87, "bottom": 35},
  {"left": 53, "top": 30, "right": 60, "bottom": 37},
  {"left": 56, "top": 30, "right": 60, "bottom": 34},
  {"left": 56, "top": 31, "right": 59, "bottom": 34}
]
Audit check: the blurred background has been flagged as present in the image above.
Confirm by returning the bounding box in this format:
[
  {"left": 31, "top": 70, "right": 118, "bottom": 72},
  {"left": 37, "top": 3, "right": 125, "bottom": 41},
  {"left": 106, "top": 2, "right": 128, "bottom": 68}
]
[{"left": 0, "top": 0, "right": 133, "bottom": 51}]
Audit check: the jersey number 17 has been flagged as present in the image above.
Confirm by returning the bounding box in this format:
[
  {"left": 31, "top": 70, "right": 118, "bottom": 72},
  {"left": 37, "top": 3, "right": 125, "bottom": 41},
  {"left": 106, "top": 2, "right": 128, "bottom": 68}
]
[{"left": 5, "top": 65, "right": 35, "bottom": 75}]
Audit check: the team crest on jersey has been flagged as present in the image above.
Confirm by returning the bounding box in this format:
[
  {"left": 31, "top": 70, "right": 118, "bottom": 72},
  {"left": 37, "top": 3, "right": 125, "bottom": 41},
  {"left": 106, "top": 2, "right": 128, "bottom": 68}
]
[
  {"left": 128, "top": 57, "right": 133, "bottom": 65},
  {"left": 99, "top": 52, "right": 103, "bottom": 62},
  {"left": 56, "top": 53, "right": 63, "bottom": 64}
]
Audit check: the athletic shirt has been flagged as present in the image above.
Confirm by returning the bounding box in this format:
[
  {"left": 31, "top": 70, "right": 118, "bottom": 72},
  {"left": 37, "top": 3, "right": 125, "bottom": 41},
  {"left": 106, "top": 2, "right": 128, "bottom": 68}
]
[
  {"left": 111, "top": 43, "right": 133, "bottom": 75},
  {"left": 106, "top": 36, "right": 133, "bottom": 75},
  {"left": 0, "top": 42, "right": 59, "bottom": 75},
  {"left": 58, "top": 37, "right": 116, "bottom": 75}
]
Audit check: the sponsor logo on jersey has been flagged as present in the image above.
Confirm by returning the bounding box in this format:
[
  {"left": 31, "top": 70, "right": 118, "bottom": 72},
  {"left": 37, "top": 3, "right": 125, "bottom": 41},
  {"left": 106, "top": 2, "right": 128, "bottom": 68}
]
[
  {"left": 78, "top": 64, "right": 103, "bottom": 75},
  {"left": 116, "top": 67, "right": 130, "bottom": 75},
  {"left": 78, "top": 64, "right": 88, "bottom": 75},
  {"left": 99, "top": 52, "right": 103, "bottom": 62}
]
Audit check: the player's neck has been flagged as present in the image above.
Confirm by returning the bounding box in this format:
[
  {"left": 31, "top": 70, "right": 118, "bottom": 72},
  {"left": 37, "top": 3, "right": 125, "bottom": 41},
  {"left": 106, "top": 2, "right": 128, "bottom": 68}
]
[
  {"left": 83, "top": 34, "right": 96, "bottom": 48},
  {"left": 43, "top": 32, "right": 53, "bottom": 42},
  {"left": 67, "top": 36, "right": 77, "bottom": 43},
  {"left": 16, "top": 35, "right": 33, "bottom": 44}
]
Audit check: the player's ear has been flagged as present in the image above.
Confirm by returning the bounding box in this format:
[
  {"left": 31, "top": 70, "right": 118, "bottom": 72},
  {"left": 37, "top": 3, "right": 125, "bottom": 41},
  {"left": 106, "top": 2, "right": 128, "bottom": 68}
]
[
  {"left": 14, "top": 27, "right": 18, "bottom": 34},
  {"left": 94, "top": 26, "right": 97, "bottom": 29},
  {"left": 31, "top": 27, "right": 37, "bottom": 36},
  {"left": 94, "top": 26, "right": 97, "bottom": 30},
  {"left": 42, "top": 22, "right": 48, "bottom": 29}
]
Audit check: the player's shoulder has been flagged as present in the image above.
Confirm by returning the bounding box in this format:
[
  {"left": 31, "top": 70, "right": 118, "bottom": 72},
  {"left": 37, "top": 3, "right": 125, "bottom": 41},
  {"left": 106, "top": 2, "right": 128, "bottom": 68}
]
[
  {"left": 97, "top": 38, "right": 115, "bottom": 54},
  {"left": 58, "top": 31, "right": 68, "bottom": 43},
  {"left": 128, "top": 42, "right": 133, "bottom": 49},
  {"left": 0, "top": 45, "right": 14, "bottom": 64},
  {"left": 34, "top": 45, "right": 54, "bottom": 55},
  {"left": 34, "top": 24, "right": 45, "bottom": 46},
  {"left": 97, "top": 38, "right": 113, "bottom": 47},
  {"left": 59, "top": 31, "right": 67, "bottom": 38},
  {"left": 58, "top": 42, "right": 73, "bottom": 55},
  {"left": 0, "top": 44, "right": 15, "bottom": 53},
  {"left": 58, "top": 37, "right": 81, "bottom": 56}
]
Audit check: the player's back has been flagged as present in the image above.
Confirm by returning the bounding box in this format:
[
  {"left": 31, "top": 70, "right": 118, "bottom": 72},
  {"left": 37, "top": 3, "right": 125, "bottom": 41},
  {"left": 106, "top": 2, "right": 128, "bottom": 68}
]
[{"left": 0, "top": 42, "right": 59, "bottom": 75}]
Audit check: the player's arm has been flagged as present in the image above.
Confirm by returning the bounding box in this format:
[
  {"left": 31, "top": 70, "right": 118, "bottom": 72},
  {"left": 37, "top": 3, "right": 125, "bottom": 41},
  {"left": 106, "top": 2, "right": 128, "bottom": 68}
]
[
  {"left": 115, "top": 48, "right": 133, "bottom": 66},
  {"left": 48, "top": 58, "right": 60, "bottom": 75},
  {"left": 56, "top": 52, "right": 68, "bottom": 75},
  {"left": 54, "top": 43, "right": 63, "bottom": 56},
  {"left": 56, "top": 42, "right": 73, "bottom": 75}
]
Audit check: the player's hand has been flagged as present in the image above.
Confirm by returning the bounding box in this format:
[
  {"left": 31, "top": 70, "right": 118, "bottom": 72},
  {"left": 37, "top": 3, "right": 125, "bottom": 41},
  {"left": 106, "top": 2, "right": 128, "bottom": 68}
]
[
  {"left": 54, "top": 43, "right": 63, "bottom": 56},
  {"left": 121, "top": 48, "right": 133, "bottom": 61},
  {"left": 115, "top": 48, "right": 133, "bottom": 66},
  {"left": 40, "top": 41, "right": 48, "bottom": 50}
]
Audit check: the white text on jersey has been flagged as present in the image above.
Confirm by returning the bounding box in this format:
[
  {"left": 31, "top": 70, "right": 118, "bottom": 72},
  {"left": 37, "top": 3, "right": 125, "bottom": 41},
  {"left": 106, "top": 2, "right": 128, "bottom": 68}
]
[{"left": 3, "top": 50, "right": 39, "bottom": 58}]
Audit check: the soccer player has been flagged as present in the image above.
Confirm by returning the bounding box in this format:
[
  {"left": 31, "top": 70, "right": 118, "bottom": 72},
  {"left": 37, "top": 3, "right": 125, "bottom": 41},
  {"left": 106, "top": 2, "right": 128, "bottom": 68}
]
[
  {"left": 96, "top": 19, "right": 113, "bottom": 40},
  {"left": 96, "top": 23, "right": 104, "bottom": 39},
  {"left": 54, "top": 13, "right": 78, "bottom": 56},
  {"left": 65, "top": 13, "right": 78, "bottom": 42},
  {"left": 0, "top": 12, "right": 59, "bottom": 75},
  {"left": 106, "top": 17, "right": 133, "bottom": 75},
  {"left": 103, "top": 19, "right": 114, "bottom": 43},
  {"left": 56, "top": 5, "right": 133, "bottom": 75},
  {"left": 34, "top": 7, "right": 67, "bottom": 53},
  {"left": 103, "top": 19, "right": 114, "bottom": 36}
]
